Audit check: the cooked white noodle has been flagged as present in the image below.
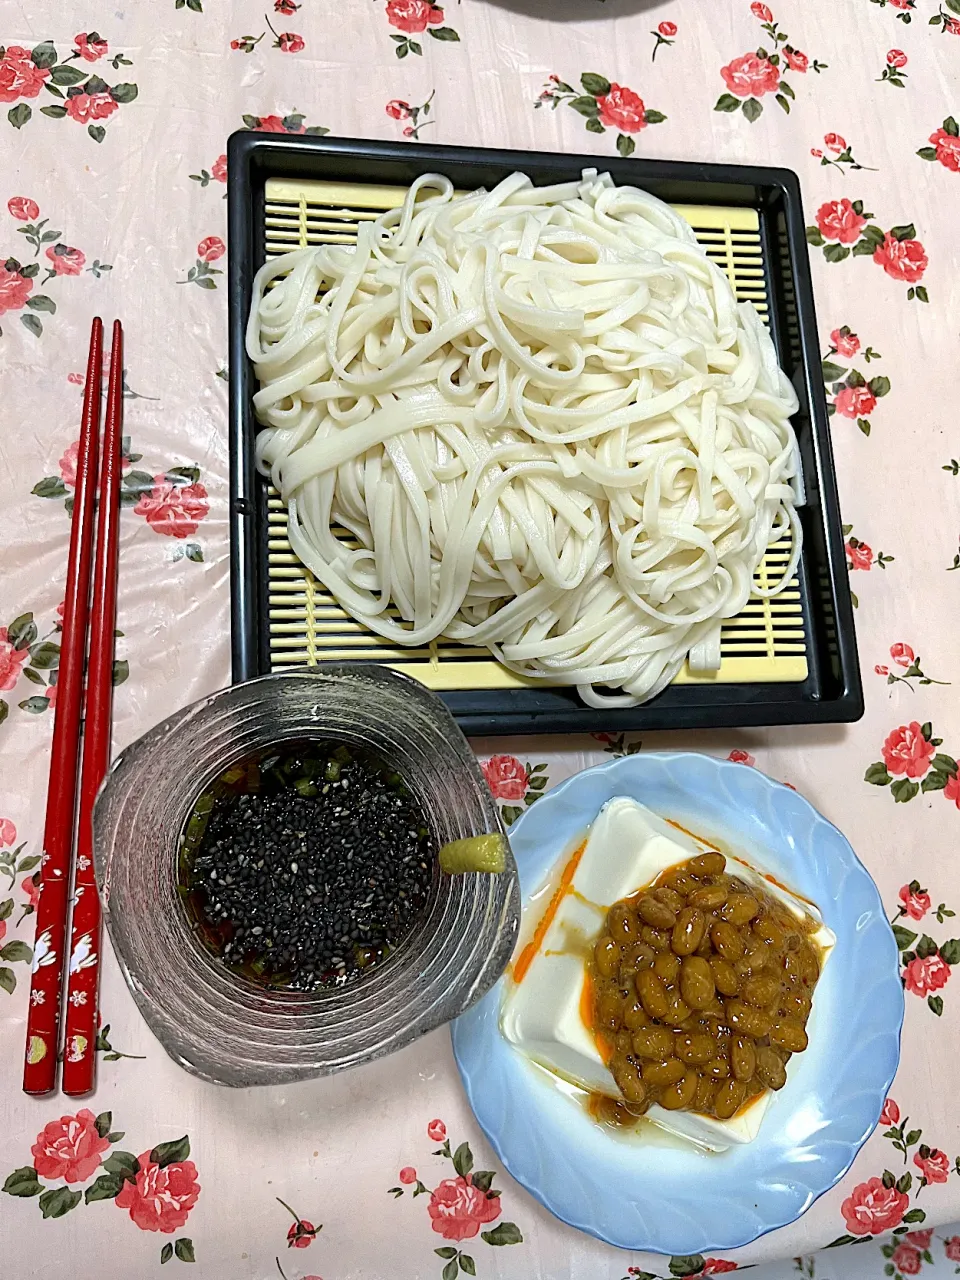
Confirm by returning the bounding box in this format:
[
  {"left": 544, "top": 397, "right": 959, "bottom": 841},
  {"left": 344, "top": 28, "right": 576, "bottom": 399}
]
[{"left": 246, "top": 171, "right": 802, "bottom": 707}]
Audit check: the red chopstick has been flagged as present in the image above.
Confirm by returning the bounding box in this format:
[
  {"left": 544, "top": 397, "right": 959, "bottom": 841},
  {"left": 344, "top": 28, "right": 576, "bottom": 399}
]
[
  {"left": 23, "top": 318, "right": 104, "bottom": 1094},
  {"left": 62, "top": 321, "right": 124, "bottom": 1097}
]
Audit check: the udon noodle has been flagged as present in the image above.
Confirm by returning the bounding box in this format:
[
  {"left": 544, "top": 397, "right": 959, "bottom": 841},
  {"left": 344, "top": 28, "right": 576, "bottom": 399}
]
[{"left": 246, "top": 170, "right": 802, "bottom": 706}]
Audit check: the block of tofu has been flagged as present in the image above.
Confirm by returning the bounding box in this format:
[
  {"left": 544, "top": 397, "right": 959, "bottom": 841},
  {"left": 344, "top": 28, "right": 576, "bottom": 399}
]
[{"left": 500, "top": 796, "right": 834, "bottom": 1152}]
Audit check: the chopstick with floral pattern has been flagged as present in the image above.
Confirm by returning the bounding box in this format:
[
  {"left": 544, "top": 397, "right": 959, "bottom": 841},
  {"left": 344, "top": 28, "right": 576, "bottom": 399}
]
[
  {"left": 23, "top": 318, "right": 103, "bottom": 1095},
  {"left": 61, "top": 322, "right": 124, "bottom": 1096}
]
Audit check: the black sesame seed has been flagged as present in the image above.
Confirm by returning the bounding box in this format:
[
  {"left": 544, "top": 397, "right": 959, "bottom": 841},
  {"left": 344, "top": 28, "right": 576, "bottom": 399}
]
[{"left": 180, "top": 739, "right": 433, "bottom": 991}]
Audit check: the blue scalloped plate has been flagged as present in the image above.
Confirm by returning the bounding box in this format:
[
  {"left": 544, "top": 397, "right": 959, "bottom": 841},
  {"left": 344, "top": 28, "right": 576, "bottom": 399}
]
[{"left": 451, "top": 753, "right": 903, "bottom": 1255}]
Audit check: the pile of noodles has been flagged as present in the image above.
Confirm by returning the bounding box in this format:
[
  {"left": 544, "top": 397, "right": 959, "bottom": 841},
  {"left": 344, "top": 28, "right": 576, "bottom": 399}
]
[{"left": 246, "top": 170, "right": 802, "bottom": 707}]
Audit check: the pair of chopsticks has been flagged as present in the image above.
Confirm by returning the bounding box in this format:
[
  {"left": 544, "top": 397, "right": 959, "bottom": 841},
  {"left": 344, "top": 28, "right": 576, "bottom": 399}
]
[{"left": 23, "top": 317, "right": 124, "bottom": 1097}]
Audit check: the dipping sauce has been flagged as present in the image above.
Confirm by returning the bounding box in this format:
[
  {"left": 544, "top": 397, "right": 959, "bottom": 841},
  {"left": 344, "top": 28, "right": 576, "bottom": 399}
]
[
  {"left": 178, "top": 739, "right": 434, "bottom": 989},
  {"left": 589, "top": 851, "right": 823, "bottom": 1127}
]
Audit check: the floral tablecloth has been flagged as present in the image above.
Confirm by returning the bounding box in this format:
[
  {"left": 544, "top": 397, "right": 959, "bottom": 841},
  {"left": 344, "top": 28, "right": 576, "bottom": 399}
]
[{"left": 1, "top": 0, "right": 959, "bottom": 1277}]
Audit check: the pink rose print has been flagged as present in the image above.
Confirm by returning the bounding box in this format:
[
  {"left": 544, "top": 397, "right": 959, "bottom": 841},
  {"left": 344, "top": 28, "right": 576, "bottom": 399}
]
[
  {"left": 59, "top": 440, "right": 81, "bottom": 487},
  {"left": 212, "top": 154, "right": 228, "bottom": 183},
  {"left": 904, "top": 953, "right": 950, "bottom": 998},
  {"left": 428, "top": 1176, "right": 502, "bottom": 1242},
  {"left": 702, "top": 1264, "right": 739, "bottom": 1276},
  {"left": 391, "top": 1121, "right": 522, "bottom": 1257},
  {"left": 535, "top": 73, "right": 664, "bottom": 154},
  {"left": 0, "top": 46, "right": 50, "bottom": 103},
  {"left": 0, "top": 816, "right": 15, "bottom": 845},
  {"left": 386, "top": 0, "right": 444, "bottom": 33},
  {"left": 927, "top": 127, "right": 960, "bottom": 173},
  {"left": 720, "top": 53, "right": 780, "bottom": 98},
  {"left": 65, "top": 92, "right": 118, "bottom": 124},
  {"left": 875, "top": 665, "right": 889, "bottom": 675},
  {"left": 22, "top": 872, "right": 41, "bottom": 909},
  {"left": 877, "top": 48, "right": 909, "bottom": 87},
  {"left": 847, "top": 539, "right": 874, "bottom": 570},
  {"left": 276, "top": 32, "right": 305, "bottom": 52},
  {"left": 276, "top": 0, "right": 301, "bottom": 11},
  {"left": 946, "top": 15, "right": 960, "bottom": 32},
  {"left": 256, "top": 114, "right": 298, "bottom": 134},
  {"left": 882, "top": 722, "right": 936, "bottom": 779},
  {"left": 834, "top": 385, "right": 876, "bottom": 419},
  {"left": 891, "top": 1245, "right": 922, "bottom": 1275},
  {"left": 880, "top": 1097, "right": 900, "bottom": 1127},
  {"left": 597, "top": 84, "right": 647, "bottom": 133},
  {"left": 288, "top": 1219, "right": 318, "bottom": 1247},
  {"left": 890, "top": 642, "right": 915, "bottom": 667},
  {"left": 0, "top": 626, "right": 29, "bottom": 691},
  {"left": 67, "top": 372, "right": 84, "bottom": 386},
  {"left": 0, "top": 918, "right": 6, "bottom": 944},
  {"left": 651, "top": 20, "right": 677, "bottom": 59},
  {"left": 134, "top": 477, "right": 210, "bottom": 538},
  {"left": 840, "top": 1176, "right": 909, "bottom": 1234},
  {"left": 905, "top": 1229, "right": 934, "bottom": 1250},
  {"left": 481, "top": 755, "right": 527, "bottom": 801},
  {"left": 0, "top": 264, "right": 33, "bottom": 315},
  {"left": 31, "top": 1109, "right": 110, "bottom": 1184},
  {"left": 812, "top": 131, "right": 870, "bottom": 172},
  {"left": 899, "top": 884, "right": 931, "bottom": 920},
  {"left": 783, "top": 48, "right": 808, "bottom": 72},
  {"left": 945, "top": 774, "right": 960, "bottom": 809},
  {"left": 816, "top": 199, "right": 866, "bottom": 245},
  {"left": 914, "top": 1146, "right": 951, "bottom": 1184},
  {"left": 197, "top": 236, "right": 225, "bottom": 262},
  {"left": 115, "top": 1149, "right": 201, "bottom": 1232},
  {"left": 7, "top": 195, "right": 39, "bottom": 221},
  {"left": 73, "top": 32, "right": 108, "bottom": 62},
  {"left": 387, "top": 91, "right": 434, "bottom": 138},
  {"left": 277, "top": 1197, "right": 321, "bottom": 1249},
  {"left": 727, "top": 749, "right": 756, "bottom": 766},
  {"left": 45, "top": 245, "right": 85, "bottom": 276},
  {"left": 830, "top": 327, "right": 859, "bottom": 357},
  {"left": 873, "top": 233, "right": 927, "bottom": 284},
  {"left": 750, "top": 2, "right": 773, "bottom": 19},
  {"left": 945, "top": 1237, "right": 960, "bottom": 1262}
]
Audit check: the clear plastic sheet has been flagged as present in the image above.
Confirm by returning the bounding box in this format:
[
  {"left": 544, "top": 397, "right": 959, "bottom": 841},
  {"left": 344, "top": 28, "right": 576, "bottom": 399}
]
[{"left": 1, "top": 2, "right": 958, "bottom": 1276}]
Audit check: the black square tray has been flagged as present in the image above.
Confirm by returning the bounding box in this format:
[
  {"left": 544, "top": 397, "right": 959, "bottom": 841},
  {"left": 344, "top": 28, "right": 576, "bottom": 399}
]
[{"left": 227, "top": 131, "right": 862, "bottom": 736}]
